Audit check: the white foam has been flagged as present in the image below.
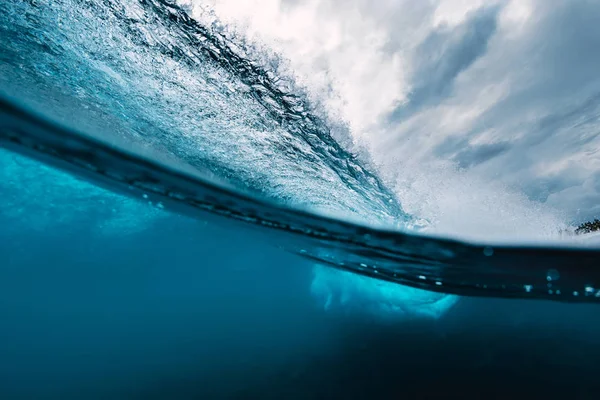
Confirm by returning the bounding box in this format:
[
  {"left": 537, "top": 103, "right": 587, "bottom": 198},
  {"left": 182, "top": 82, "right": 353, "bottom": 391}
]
[{"left": 191, "top": 0, "right": 583, "bottom": 243}]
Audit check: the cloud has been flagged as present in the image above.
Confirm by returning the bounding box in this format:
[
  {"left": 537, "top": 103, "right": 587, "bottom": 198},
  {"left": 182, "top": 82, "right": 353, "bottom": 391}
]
[
  {"left": 389, "top": 5, "right": 501, "bottom": 122},
  {"left": 453, "top": 141, "right": 512, "bottom": 169},
  {"left": 375, "top": 0, "right": 600, "bottom": 224}
]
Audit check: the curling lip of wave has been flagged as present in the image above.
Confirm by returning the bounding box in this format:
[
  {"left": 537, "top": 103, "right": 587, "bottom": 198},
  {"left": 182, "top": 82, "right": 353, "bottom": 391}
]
[{"left": 0, "top": 0, "right": 411, "bottom": 228}]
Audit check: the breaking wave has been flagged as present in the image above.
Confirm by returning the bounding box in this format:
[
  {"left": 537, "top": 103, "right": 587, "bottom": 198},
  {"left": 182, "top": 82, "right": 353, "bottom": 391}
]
[{"left": 2, "top": 0, "right": 600, "bottom": 319}]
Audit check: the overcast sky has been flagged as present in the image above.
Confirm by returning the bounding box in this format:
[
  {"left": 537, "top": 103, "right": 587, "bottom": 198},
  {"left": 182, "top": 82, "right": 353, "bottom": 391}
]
[{"left": 184, "top": 0, "right": 600, "bottom": 236}]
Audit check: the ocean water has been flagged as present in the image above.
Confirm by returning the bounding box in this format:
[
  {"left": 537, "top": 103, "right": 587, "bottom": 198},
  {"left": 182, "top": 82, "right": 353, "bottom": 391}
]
[{"left": 2, "top": 0, "right": 600, "bottom": 398}]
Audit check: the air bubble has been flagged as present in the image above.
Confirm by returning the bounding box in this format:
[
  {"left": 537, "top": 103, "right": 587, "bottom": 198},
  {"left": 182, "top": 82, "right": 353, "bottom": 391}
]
[
  {"left": 573, "top": 291, "right": 579, "bottom": 296},
  {"left": 524, "top": 285, "right": 532, "bottom": 293},
  {"left": 483, "top": 246, "right": 494, "bottom": 257},
  {"left": 435, "top": 281, "right": 442, "bottom": 286},
  {"left": 546, "top": 269, "right": 560, "bottom": 281},
  {"left": 142, "top": 194, "right": 149, "bottom": 199},
  {"left": 585, "top": 285, "right": 594, "bottom": 294},
  {"left": 418, "top": 275, "right": 426, "bottom": 280}
]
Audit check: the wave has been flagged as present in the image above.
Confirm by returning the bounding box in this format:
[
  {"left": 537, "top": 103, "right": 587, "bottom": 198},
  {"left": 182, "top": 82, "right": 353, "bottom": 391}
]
[
  {"left": 0, "top": 0, "right": 410, "bottom": 228},
  {"left": 2, "top": 0, "right": 600, "bottom": 315}
]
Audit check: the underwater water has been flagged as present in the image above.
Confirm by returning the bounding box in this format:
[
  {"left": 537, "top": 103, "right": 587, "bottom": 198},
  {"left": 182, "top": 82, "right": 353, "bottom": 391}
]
[{"left": 2, "top": 0, "right": 600, "bottom": 398}]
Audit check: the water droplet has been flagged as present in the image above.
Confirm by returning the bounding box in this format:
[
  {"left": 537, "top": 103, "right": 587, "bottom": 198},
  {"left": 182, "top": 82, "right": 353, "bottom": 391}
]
[
  {"left": 573, "top": 291, "right": 579, "bottom": 297},
  {"left": 548, "top": 290, "right": 553, "bottom": 295},
  {"left": 483, "top": 246, "right": 494, "bottom": 257},
  {"left": 556, "top": 290, "right": 561, "bottom": 295},
  {"left": 546, "top": 269, "right": 560, "bottom": 281},
  {"left": 524, "top": 285, "right": 532, "bottom": 293},
  {"left": 360, "top": 263, "right": 367, "bottom": 268},
  {"left": 156, "top": 202, "right": 164, "bottom": 209},
  {"left": 418, "top": 275, "right": 426, "bottom": 280},
  {"left": 435, "top": 281, "right": 443, "bottom": 286},
  {"left": 142, "top": 194, "right": 149, "bottom": 199},
  {"left": 585, "top": 285, "right": 594, "bottom": 294}
]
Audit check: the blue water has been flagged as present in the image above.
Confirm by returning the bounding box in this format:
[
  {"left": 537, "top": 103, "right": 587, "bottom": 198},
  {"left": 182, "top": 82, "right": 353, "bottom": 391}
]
[
  {"left": 2, "top": 165, "right": 600, "bottom": 398},
  {"left": 2, "top": 156, "right": 600, "bottom": 399},
  {"left": 2, "top": 0, "right": 600, "bottom": 398}
]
